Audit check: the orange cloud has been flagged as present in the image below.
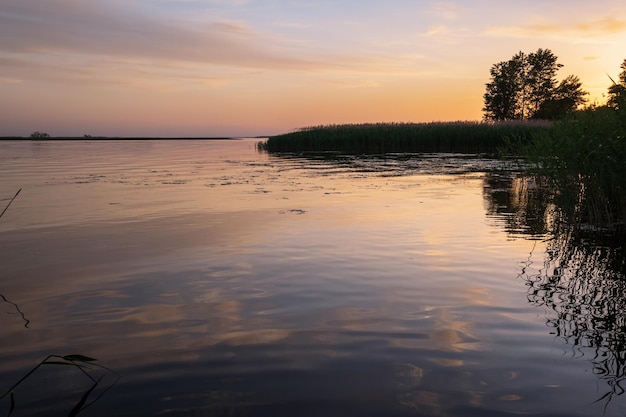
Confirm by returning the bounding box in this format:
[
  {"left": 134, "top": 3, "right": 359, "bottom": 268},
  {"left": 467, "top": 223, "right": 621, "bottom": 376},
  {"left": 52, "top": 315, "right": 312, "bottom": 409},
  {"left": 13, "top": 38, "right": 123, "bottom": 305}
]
[
  {"left": 486, "top": 17, "right": 626, "bottom": 39},
  {"left": 422, "top": 25, "right": 450, "bottom": 37},
  {"left": 0, "top": 76, "right": 22, "bottom": 84}
]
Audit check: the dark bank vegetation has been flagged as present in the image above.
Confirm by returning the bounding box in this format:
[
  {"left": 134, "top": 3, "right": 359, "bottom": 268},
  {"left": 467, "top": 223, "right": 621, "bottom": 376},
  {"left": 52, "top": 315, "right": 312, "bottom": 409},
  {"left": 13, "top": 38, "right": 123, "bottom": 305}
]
[
  {"left": 483, "top": 51, "right": 625, "bottom": 235},
  {"left": 260, "top": 120, "right": 552, "bottom": 154},
  {"left": 515, "top": 58, "right": 626, "bottom": 233},
  {"left": 520, "top": 104, "right": 625, "bottom": 232}
]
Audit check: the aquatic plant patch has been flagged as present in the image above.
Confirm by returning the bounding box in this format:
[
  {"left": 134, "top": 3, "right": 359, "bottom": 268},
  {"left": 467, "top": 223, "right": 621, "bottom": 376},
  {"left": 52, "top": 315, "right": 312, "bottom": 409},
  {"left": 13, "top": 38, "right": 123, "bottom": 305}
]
[{"left": 260, "top": 121, "right": 552, "bottom": 154}]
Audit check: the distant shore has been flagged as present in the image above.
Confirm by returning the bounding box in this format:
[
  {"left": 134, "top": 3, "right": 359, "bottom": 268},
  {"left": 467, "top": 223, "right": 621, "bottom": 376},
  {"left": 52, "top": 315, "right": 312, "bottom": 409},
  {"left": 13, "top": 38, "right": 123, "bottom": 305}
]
[{"left": 0, "top": 137, "right": 266, "bottom": 141}]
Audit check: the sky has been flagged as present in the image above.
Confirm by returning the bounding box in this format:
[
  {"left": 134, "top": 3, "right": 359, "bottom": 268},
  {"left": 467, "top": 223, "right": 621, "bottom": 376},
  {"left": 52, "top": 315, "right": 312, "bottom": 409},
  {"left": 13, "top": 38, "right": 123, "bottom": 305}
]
[{"left": 1, "top": 0, "right": 625, "bottom": 137}]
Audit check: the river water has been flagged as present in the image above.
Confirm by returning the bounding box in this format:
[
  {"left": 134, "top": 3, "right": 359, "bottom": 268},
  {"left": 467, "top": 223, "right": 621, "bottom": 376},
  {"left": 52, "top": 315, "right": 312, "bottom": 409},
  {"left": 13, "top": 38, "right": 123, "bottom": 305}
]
[{"left": 0, "top": 139, "right": 624, "bottom": 416}]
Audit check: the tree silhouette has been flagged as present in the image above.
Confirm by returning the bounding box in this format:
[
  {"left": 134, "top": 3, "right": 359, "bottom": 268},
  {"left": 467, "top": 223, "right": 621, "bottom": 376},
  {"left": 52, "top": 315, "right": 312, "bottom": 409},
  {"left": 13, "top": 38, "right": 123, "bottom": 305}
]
[
  {"left": 534, "top": 75, "right": 588, "bottom": 119},
  {"left": 607, "top": 58, "right": 626, "bottom": 110},
  {"left": 30, "top": 131, "right": 50, "bottom": 139},
  {"left": 483, "top": 49, "right": 587, "bottom": 120}
]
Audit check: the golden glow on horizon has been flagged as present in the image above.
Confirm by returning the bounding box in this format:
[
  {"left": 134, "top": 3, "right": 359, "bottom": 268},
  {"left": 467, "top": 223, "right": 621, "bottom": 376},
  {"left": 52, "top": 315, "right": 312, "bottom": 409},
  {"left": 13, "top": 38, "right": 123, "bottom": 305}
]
[{"left": 0, "top": 1, "right": 625, "bottom": 136}]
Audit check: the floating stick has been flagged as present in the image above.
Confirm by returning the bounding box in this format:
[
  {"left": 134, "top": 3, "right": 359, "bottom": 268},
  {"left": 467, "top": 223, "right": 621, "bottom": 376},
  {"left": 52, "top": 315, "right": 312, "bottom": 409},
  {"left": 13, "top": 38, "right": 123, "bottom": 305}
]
[{"left": 0, "top": 189, "right": 22, "bottom": 220}]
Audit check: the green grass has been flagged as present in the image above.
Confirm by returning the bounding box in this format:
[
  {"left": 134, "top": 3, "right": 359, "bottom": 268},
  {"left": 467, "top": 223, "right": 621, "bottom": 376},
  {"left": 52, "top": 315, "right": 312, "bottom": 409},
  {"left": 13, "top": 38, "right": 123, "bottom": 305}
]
[
  {"left": 521, "top": 106, "right": 626, "bottom": 231},
  {"left": 260, "top": 120, "right": 552, "bottom": 154}
]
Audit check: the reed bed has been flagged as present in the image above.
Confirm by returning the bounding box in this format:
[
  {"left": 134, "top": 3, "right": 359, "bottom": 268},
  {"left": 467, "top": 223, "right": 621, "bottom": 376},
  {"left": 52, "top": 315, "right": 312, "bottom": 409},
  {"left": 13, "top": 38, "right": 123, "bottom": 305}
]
[
  {"left": 523, "top": 106, "right": 626, "bottom": 231},
  {"left": 260, "top": 120, "right": 552, "bottom": 154}
]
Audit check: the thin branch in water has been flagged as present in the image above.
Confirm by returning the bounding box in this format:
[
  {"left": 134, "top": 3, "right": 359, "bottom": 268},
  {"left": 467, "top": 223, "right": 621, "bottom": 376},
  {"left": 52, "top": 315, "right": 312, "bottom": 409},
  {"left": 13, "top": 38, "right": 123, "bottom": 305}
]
[
  {"left": 0, "top": 189, "right": 21, "bottom": 220},
  {"left": 0, "top": 294, "right": 30, "bottom": 328}
]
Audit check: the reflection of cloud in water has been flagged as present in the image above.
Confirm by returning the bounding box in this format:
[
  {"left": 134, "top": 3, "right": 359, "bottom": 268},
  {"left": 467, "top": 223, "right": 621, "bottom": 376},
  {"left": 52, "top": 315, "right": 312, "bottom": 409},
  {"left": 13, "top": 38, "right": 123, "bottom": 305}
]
[
  {"left": 6, "top": 141, "right": 613, "bottom": 415},
  {"left": 429, "top": 358, "right": 465, "bottom": 367},
  {"left": 210, "top": 329, "right": 291, "bottom": 346},
  {"left": 429, "top": 307, "right": 481, "bottom": 353},
  {"left": 462, "top": 286, "right": 493, "bottom": 306}
]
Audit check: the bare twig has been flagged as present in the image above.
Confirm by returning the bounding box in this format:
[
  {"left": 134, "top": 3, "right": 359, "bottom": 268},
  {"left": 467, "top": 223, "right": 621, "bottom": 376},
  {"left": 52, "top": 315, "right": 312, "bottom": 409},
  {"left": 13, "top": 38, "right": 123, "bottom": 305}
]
[
  {"left": 0, "top": 189, "right": 21, "bottom": 220},
  {"left": 0, "top": 294, "right": 30, "bottom": 328}
]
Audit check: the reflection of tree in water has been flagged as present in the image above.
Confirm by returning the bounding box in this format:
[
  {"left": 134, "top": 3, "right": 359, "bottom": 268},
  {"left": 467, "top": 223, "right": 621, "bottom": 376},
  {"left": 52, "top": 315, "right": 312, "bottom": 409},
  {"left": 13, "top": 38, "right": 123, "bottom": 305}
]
[{"left": 484, "top": 172, "right": 626, "bottom": 411}]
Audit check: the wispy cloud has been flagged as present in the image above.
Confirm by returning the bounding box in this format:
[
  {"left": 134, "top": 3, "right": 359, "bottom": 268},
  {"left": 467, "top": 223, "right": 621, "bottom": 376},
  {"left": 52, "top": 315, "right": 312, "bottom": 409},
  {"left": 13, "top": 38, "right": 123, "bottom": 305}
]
[
  {"left": 0, "top": 76, "right": 22, "bottom": 84},
  {"left": 486, "top": 17, "right": 626, "bottom": 39},
  {"left": 326, "top": 78, "right": 382, "bottom": 89},
  {"left": 0, "top": 1, "right": 310, "bottom": 69},
  {"left": 0, "top": 0, "right": 414, "bottom": 83},
  {"left": 421, "top": 25, "right": 450, "bottom": 37},
  {"left": 430, "top": 2, "right": 461, "bottom": 20}
]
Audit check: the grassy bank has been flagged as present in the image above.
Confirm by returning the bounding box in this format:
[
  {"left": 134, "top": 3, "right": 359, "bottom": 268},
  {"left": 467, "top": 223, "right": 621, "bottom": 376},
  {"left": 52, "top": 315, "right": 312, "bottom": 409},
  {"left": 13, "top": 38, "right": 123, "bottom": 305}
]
[
  {"left": 522, "top": 106, "right": 626, "bottom": 231},
  {"left": 260, "top": 120, "right": 552, "bottom": 154}
]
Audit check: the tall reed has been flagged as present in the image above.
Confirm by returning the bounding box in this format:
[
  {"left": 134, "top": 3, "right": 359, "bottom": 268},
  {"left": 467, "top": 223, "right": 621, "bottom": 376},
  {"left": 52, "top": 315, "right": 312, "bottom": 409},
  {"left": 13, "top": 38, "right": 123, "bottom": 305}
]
[
  {"left": 260, "top": 120, "right": 552, "bottom": 154},
  {"left": 522, "top": 106, "right": 626, "bottom": 231}
]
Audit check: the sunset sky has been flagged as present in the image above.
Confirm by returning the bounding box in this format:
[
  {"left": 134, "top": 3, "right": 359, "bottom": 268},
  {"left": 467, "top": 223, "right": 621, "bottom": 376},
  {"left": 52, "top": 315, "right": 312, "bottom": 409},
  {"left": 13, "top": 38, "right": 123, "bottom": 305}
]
[{"left": 1, "top": 0, "right": 625, "bottom": 137}]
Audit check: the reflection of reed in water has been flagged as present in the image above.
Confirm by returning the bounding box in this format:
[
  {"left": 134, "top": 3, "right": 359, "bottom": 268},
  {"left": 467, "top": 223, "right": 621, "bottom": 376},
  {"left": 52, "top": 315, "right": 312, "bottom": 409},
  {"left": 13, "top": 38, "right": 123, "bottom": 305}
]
[
  {"left": 0, "top": 189, "right": 30, "bottom": 328},
  {"left": 521, "top": 226, "right": 626, "bottom": 411},
  {"left": 483, "top": 172, "right": 556, "bottom": 237},
  {"left": 484, "top": 172, "right": 626, "bottom": 410},
  {"left": 1, "top": 354, "right": 120, "bottom": 416},
  {"left": 1, "top": 190, "right": 119, "bottom": 415}
]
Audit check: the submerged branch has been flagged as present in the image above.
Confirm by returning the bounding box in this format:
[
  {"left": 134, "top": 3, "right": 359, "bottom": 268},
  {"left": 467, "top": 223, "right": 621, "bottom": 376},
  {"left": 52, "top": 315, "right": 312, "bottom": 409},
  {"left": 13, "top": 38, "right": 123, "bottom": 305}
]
[
  {"left": 0, "top": 189, "right": 21, "bottom": 220},
  {"left": 0, "top": 294, "right": 30, "bottom": 328}
]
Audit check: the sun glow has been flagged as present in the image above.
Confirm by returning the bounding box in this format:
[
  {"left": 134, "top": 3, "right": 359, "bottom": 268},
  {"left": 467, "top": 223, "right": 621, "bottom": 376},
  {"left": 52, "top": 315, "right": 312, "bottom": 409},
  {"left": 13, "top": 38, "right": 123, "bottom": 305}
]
[{"left": 0, "top": 0, "right": 625, "bottom": 136}]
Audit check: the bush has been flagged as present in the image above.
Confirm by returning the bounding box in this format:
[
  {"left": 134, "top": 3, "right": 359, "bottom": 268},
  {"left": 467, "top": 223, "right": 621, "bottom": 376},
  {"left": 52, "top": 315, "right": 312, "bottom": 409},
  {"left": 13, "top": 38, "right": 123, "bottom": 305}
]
[
  {"left": 30, "top": 131, "right": 50, "bottom": 139},
  {"left": 524, "top": 106, "right": 626, "bottom": 229}
]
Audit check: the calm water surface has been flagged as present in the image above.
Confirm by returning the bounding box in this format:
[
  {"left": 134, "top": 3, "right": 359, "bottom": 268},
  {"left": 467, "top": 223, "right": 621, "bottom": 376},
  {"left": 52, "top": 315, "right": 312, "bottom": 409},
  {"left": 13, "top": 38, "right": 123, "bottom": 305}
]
[{"left": 0, "top": 139, "right": 624, "bottom": 416}]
